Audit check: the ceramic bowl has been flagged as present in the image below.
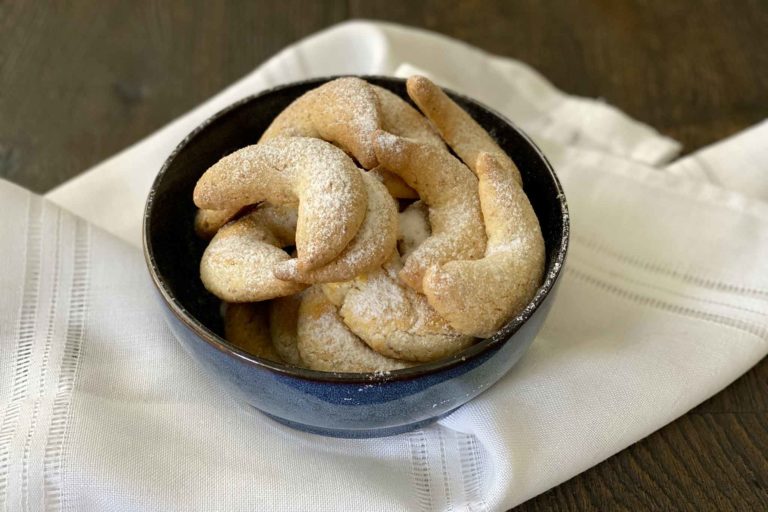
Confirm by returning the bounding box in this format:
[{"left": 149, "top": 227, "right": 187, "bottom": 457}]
[{"left": 143, "top": 76, "right": 569, "bottom": 438}]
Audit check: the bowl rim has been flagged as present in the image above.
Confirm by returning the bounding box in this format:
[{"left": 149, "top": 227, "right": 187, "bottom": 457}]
[{"left": 143, "top": 74, "right": 570, "bottom": 384}]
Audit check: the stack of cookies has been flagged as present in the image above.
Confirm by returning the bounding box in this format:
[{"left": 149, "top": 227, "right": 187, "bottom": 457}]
[{"left": 193, "top": 76, "right": 545, "bottom": 373}]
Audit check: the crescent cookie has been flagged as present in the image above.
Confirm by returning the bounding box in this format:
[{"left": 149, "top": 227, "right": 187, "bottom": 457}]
[
  {"left": 223, "top": 302, "right": 283, "bottom": 362},
  {"left": 194, "top": 207, "right": 242, "bottom": 239},
  {"left": 326, "top": 255, "right": 474, "bottom": 363},
  {"left": 200, "top": 205, "right": 306, "bottom": 302},
  {"left": 272, "top": 170, "right": 398, "bottom": 284},
  {"left": 297, "top": 287, "right": 414, "bottom": 373},
  {"left": 194, "top": 137, "right": 367, "bottom": 271},
  {"left": 406, "top": 75, "right": 523, "bottom": 185},
  {"left": 269, "top": 293, "right": 305, "bottom": 367},
  {"left": 372, "top": 130, "right": 486, "bottom": 292},
  {"left": 369, "top": 84, "right": 445, "bottom": 199},
  {"left": 423, "top": 153, "right": 545, "bottom": 337},
  {"left": 259, "top": 77, "right": 380, "bottom": 169}
]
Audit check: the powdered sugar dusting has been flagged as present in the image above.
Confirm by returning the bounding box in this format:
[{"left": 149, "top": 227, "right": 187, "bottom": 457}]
[
  {"left": 421, "top": 147, "right": 545, "bottom": 337},
  {"left": 203, "top": 137, "right": 368, "bottom": 269},
  {"left": 273, "top": 170, "right": 397, "bottom": 282},
  {"left": 200, "top": 212, "right": 306, "bottom": 302},
  {"left": 260, "top": 77, "right": 381, "bottom": 168},
  {"left": 373, "top": 85, "right": 443, "bottom": 147},
  {"left": 334, "top": 257, "right": 474, "bottom": 362},
  {"left": 373, "top": 131, "right": 486, "bottom": 291},
  {"left": 297, "top": 287, "right": 412, "bottom": 372},
  {"left": 406, "top": 75, "right": 522, "bottom": 184},
  {"left": 196, "top": 75, "right": 548, "bottom": 370},
  {"left": 398, "top": 201, "right": 430, "bottom": 258},
  {"left": 322, "top": 77, "right": 380, "bottom": 141}
]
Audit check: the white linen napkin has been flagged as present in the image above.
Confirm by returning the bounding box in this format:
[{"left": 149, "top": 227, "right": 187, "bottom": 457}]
[
  {"left": 2, "top": 20, "right": 767, "bottom": 512},
  {"left": 665, "top": 119, "right": 768, "bottom": 202}
]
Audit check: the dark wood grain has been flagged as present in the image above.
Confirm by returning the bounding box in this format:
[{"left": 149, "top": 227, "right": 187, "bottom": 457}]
[
  {"left": 0, "top": 0, "right": 347, "bottom": 192},
  {"left": 1, "top": 1, "right": 766, "bottom": 510}
]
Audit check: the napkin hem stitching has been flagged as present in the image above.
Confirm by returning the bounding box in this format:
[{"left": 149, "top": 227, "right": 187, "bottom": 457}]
[
  {"left": 569, "top": 255, "right": 768, "bottom": 320},
  {"left": 0, "top": 195, "right": 42, "bottom": 506},
  {"left": 458, "top": 433, "right": 488, "bottom": 512},
  {"left": 572, "top": 234, "right": 768, "bottom": 299},
  {"left": 21, "top": 208, "right": 63, "bottom": 511},
  {"left": 568, "top": 267, "right": 768, "bottom": 341},
  {"left": 408, "top": 430, "right": 433, "bottom": 511},
  {"left": 43, "top": 219, "right": 90, "bottom": 512}
]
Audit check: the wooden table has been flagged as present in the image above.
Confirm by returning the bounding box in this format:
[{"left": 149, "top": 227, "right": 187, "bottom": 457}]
[{"left": 2, "top": 1, "right": 766, "bottom": 509}]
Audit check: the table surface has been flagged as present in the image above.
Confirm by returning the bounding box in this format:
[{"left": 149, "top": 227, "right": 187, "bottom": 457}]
[{"left": 2, "top": 1, "right": 767, "bottom": 509}]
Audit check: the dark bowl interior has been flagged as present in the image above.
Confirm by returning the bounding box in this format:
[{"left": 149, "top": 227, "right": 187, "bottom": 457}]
[{"left": 144, "top": 75, "right": 569, "bottom": 383}]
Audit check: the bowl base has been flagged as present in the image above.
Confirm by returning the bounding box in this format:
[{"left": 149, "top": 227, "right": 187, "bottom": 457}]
[{"left": 259, "top": 408, "right": 461, "bottom": 439}]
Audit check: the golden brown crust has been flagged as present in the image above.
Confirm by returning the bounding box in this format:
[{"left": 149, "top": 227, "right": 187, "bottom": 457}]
[
  {"left": 368, "top": 167, "right": 418, "bottom": 199},
  {"left": 268, "top": 293, "right": 305, "bottom": 367},
  {"left": 199, "top": 207, "right": 306, "bottom": 302},
  {"left": 367, "top": 85, "right": 445, "bottom": 200},
  {"left": 194, "top": 207, "right": 241, "bottom": 239},
  {"left": 194, "top": 137, "right": 367, "bottom": 271},
  {"left": 406, "top": 75, "right": 523, "bottom": 185},
  {"left": 260, "top": 77, "right": 381, "bottom": 169},
  {"left": 423, "top": 153, "right": 545, "bottom": 337},
  {"left": 372, "top": 130, "right": 486, "bottom": 292},
  {"left": 297, "top": 287, "right": 414, "bottom": 373},
  {"left": 223, "top": 302, "right": 283, "bottom": 362},
  {"left": 320, "top": 280, "right": 356, "bottom": 307},
  {"left": 372, "top": 85, "right": 443, "bottom": 147},
  {"left": 272, "top": 170, "right": 398, "bottom": 283},
  {"left": 325, "top": 255, "right": 474, "bottom": 363}
]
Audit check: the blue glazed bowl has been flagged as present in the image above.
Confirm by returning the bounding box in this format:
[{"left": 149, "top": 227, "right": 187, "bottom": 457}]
[{"left": 143, "top": 76, "right": 569, "bottom": 438}]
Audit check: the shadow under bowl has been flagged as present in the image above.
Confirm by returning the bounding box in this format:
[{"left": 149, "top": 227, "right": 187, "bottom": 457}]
[{"left": 143, "top": 75, "right": 569, "bottom": 438}]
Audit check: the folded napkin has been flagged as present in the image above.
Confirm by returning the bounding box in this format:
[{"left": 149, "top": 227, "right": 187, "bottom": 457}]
[
  {"left": 665, "top": 119, "right": 768, "bottom": 202},
  {"left": 2, "top": 20, "right": 766, "bottom": 512}
]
